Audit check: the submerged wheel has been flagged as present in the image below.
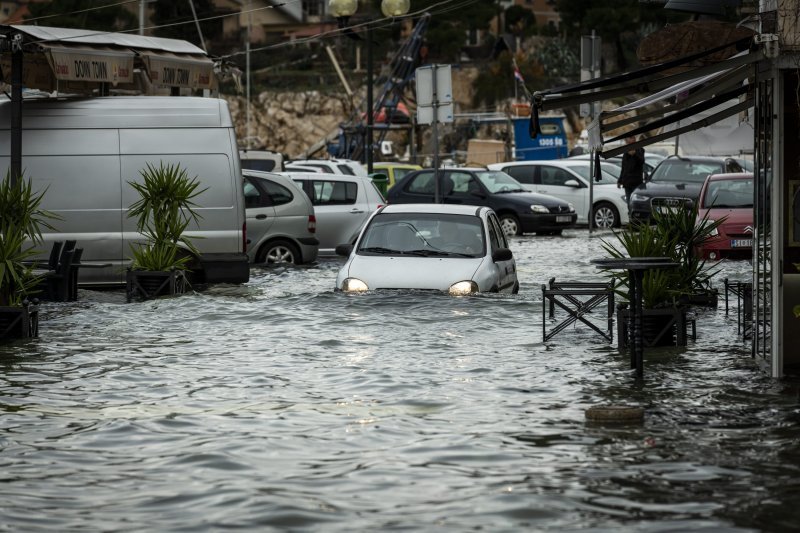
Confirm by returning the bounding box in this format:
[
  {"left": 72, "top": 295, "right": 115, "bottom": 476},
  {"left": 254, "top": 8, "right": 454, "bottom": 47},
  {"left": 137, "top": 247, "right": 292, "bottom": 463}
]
[
  {"left": 258, "top": 240, "right": 300, "bottom": 265},
  {"left": 593, "top": 201, "right": 620, "bottom": 229},
  {"left": 499, "top": 214, "right": 522, "bottom": 236}
]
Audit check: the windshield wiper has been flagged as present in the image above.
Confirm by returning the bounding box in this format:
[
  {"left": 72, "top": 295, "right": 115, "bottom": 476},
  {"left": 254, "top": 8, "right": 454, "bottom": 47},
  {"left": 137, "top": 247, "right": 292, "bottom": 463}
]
[
  {"left": 360, "top": 246, "right": 400, "bottom": 254},
  {"left": 403, "top": 249, "right": 449, "bottom": 257},
  {"left": 495, "top": 188, "right": 526, "bottom": 194}
]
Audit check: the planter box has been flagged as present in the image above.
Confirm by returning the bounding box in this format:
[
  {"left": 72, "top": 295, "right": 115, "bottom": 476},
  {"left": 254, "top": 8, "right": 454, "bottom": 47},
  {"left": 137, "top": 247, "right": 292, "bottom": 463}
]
[
  {"left": 617, "top": 306, "right": 695, "bottom": 349},
  {"left": 0, "top": 302, "right": 39, "bottom": 340},
  {"left": 126, "top": 270, "right": 188, "bottom": 302}
]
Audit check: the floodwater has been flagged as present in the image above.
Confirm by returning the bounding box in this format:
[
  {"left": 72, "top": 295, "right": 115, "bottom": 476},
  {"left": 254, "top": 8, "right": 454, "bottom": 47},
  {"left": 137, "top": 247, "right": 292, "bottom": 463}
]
[{"left": 2, "top": 229, "right": 798, "bottom": 532}]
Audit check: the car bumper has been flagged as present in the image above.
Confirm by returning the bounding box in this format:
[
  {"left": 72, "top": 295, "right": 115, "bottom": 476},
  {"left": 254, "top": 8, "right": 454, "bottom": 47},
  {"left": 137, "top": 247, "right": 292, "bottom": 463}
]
[
  {"left": 695, "top": 236, "right": 753, "bottom": 260},
  {"left": 520, "top": 212, "right": 578, "bottom": 233}
]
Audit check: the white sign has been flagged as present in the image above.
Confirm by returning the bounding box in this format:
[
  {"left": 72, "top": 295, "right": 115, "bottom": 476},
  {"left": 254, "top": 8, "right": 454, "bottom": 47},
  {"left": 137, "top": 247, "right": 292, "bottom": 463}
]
[
  {"left": 46, "top": 47, "right": 134, "bottom": 85},
  {"left": 141, "top": 53, "right": 215, "bottom": 90},
  {"left": 416, "top": 64, "right": 454, "bottom": 124}
]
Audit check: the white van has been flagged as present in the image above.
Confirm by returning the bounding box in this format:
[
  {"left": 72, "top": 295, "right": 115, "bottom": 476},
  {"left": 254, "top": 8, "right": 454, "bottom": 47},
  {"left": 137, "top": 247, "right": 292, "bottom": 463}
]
[{"left": 0, "top": 96, "right": 249, "bottom": 285}]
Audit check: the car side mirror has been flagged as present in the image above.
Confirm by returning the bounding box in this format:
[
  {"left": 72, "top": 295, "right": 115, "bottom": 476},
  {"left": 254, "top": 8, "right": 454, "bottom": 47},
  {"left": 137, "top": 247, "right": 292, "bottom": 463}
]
[
  {"left": 564, "top": 179, "right": 581, "bottom": 188},
  {"left": 335, "top": 244, "right": 354, "bottom": 257},
  {"left": 492, "top": 248, "right": 513, "bottom": 262}
]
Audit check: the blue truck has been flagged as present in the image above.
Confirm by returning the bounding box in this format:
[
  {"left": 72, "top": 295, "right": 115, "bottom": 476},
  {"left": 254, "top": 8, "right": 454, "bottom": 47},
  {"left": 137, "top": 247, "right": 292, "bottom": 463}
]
[{"left": 512, "top": 115, "right": 569, "bottom": 160}]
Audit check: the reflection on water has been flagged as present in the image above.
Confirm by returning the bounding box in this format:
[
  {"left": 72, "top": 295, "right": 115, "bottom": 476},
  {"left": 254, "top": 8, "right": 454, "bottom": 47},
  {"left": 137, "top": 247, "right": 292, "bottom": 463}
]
[{"left": 1, "top": 230, "right": 797, "bottom": 531}]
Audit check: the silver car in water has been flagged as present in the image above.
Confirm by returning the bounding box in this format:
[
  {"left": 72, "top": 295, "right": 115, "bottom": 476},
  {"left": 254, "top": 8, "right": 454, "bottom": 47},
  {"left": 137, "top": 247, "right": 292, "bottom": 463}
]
[
  {"left": 335, "top": 204, "right": 518, "bottom": 294},
  {"left": 244, "top": 170, "right": 319, "bottom": 264}
]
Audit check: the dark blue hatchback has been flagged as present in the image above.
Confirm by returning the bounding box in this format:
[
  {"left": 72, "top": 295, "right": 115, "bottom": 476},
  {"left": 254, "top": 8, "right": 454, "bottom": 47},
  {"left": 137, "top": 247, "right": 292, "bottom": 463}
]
[{"left": 387, "top": 168, "right": 577, "bottom": 236}]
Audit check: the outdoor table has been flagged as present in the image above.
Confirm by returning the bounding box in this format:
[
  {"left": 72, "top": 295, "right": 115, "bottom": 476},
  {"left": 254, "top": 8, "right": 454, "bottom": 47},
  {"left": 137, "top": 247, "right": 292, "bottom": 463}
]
[{"left": 591, "top": 257, "right": 678, "bottom": 379}]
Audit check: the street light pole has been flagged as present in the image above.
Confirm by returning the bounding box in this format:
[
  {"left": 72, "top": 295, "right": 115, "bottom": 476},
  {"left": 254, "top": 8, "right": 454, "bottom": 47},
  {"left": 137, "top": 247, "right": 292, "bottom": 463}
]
[
  {"left": 366, "top": 24, "right": 374, "bottom": 174},
  {"left": 329, "top": 0, "right": 410, "bottom": 171}
]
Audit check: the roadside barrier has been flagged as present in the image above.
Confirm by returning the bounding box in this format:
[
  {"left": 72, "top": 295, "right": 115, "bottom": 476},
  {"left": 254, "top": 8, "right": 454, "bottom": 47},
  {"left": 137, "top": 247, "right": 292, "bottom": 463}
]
[{"left": 541, "top": 277, "right": 615, "bottom": 342}]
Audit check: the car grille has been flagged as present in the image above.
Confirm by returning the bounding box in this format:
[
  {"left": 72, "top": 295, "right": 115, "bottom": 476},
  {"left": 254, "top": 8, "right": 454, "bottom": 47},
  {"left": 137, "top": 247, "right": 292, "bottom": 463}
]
[
  {"left": 548, "top": 205, "right": 572, "bottom": 214},
  {"left": 651, "top": 197, "right": 694, "bottom": 209}
]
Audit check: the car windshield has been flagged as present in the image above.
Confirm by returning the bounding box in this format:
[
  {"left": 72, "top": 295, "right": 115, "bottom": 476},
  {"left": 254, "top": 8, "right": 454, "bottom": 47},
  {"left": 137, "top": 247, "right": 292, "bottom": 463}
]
[
  {"left": 703, "top": 178, "right": 754, "bottom": 209},
  {"left": 564, "top": 163, "right": 618, "bottom": 184},
  {"left": 475, "top": 171, "right": 527, "bottom": 193},
  {"left": 357, "top": 213, "right": 485, "bottom": 258},
  {"left": 650, "top": 159, "right": 725, "bottom": 184}
]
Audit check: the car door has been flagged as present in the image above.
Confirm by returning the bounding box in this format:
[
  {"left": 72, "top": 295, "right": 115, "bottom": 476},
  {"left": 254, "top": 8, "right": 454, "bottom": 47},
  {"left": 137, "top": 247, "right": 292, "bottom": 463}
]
[
  {"left": 306, "top": 177, "right": 365, "bottom": 250},
  {"left": 394, "top": 170, "right": 437, "bottom": 203},
  {"left": 443, "top": 171, "right": 482, "bottom": 205},
  {"left": 486, "top": 212, "right": 517, "bottom": 291},
  {"left": 244, "top": 176, "right": 276, "bottom": 254},
  {"left": 502, "top": 165, "right": 536, "bottom": 192},
  {"left": 535, "top": 165, "right": 587, "bottom": 223}
]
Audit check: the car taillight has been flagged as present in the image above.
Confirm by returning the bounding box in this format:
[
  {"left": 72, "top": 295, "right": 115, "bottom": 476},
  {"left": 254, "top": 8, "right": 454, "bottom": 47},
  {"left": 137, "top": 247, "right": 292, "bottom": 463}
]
[
  {"left": 243, "top": 222, "right": 247, "bottom": 252},
  {"left": 308, "top": 215, "right": 316, "bottom": 233}
]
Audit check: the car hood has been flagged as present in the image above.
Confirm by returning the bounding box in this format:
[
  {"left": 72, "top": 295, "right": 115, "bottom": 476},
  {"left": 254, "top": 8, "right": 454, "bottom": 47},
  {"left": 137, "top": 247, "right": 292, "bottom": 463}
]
[
  {"left": 499, "top": 191, "right": 569, "bottom": 207},
  {"left": 343, "top": 255, "right": 484, "bottom": 290},
  {"left": 634, "top": 181, "right": 703, "bottom": 199},
  {"left": 699, "top": 206, "right": 753, "bottom": 228}
]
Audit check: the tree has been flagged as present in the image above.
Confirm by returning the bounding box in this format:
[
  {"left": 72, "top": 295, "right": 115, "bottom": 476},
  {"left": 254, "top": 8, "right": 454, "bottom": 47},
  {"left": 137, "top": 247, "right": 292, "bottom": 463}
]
[
  {"left": 25, "top": 0, "right": 136, "bottom": 31},
  {"left": 405, "top": 0, "right": 503, "bottom": 62},
  {"left": 505, "top": 5, "right": 537, "bottom": 38},
  {"left": 554, "top": 0, "right": 687, "bottom": 71}
]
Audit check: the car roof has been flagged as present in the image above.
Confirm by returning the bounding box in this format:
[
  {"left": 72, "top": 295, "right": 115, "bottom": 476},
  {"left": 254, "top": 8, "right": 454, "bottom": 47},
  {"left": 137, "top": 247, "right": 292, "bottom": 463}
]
[
  {"left": 488, "top": 160, "right": 579, "bottom": 168},
  {"left": 279, "top": 171, "right": 374, "bottom": 182},
  {"left": 380, "top": 203, "right": 487, "bottom": 216},
  {"left": 706, "top": 172, "right": 754, "bottom": 181},
  {"left": 660, "top": 155, "right": 733, "bottom": 163},
  {"left": 373, "top": 162, "right": 421, "bottom": 169}
]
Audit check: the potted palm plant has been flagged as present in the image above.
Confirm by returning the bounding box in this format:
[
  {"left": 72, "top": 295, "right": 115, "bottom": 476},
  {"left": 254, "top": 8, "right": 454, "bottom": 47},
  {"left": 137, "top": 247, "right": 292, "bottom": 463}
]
[
  {"left": 126, "top": 162, "right": 205, "bottom": 302},
  {"left": 0, "top": 172, "right": 55, "bottom": 340},
  {"left": 601, "top": 206, "right": 723, "bottom": 347}
]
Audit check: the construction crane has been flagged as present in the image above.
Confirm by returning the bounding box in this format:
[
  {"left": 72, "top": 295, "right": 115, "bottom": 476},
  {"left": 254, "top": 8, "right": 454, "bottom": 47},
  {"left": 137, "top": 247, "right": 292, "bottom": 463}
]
[{"left": 325, "top": 13, "right": 430, "bottom": 162}]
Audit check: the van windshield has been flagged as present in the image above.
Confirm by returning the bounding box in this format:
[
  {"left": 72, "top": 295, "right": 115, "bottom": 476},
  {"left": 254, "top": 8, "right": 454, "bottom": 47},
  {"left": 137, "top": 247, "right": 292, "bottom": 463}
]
[{"left": 242, "top": 159, "right": 276, "bottom": 172}]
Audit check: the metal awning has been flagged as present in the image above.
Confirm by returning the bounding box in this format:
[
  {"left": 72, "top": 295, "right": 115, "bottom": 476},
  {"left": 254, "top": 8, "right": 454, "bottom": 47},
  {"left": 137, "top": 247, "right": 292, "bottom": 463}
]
[
  {"left": 530, "top": 35, "right": 759, "bottom": 158},
  {"left": 0, "top": 25, "right": 215, "bottom": 92}
]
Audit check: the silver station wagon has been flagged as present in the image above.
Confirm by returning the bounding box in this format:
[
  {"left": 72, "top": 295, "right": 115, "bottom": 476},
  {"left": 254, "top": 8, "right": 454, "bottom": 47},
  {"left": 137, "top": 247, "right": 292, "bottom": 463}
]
[{"left": 335, "top": 204, "right": 519, "bottom": 294}]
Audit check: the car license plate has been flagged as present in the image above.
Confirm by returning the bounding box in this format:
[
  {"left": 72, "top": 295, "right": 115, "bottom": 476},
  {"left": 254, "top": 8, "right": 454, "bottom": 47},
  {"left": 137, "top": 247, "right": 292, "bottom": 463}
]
[
  {"left": 731, "top": 239, "right": 752, "bottom": 248},
  {"left": 656, "top": 206, "right": 679, "bottom": 214},
  {"left": 556, "top": 215, "right": 571, "bottom": 223}
]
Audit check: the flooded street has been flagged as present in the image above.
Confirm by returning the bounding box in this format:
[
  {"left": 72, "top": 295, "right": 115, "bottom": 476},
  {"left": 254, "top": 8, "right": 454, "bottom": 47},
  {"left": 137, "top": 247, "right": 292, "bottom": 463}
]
[{"left": 2, "top": 229, "right": 798, "bottom": 531}]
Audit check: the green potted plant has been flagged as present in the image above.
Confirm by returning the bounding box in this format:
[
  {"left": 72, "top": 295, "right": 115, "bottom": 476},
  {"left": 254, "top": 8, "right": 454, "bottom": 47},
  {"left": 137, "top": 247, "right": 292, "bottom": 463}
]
[
  {"left": 126, "top": 162, "right": 205, "bottom": 302},
  {"left": 0, "top": 172, "right": 55, "bottom": 339},
  {"left": 601, "top": 206, "right": 723, "bottom": 347}
]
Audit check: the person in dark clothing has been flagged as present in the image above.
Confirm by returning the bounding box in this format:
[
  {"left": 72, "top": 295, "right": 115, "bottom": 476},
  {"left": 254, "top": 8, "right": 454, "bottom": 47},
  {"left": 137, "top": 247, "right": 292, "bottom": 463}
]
[{"left": 617, "top": 135, "right": 645, "bottom": 206}]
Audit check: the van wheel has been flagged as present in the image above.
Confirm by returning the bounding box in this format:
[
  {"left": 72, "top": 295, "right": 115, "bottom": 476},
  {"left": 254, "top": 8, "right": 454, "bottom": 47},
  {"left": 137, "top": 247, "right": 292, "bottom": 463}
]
[
  {"left": 499, "top": 214, "right": 522, "bottom": 236},
  {"left": 258, "top": 240, "right": 300, "bottom": 265},
  {"left": 593, "top": 202, "right": 620, "bottom": 228}
]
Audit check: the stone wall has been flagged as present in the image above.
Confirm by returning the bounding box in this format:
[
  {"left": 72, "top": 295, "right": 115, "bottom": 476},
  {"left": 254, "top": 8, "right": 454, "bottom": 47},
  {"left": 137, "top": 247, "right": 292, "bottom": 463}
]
[{"left": 224, "top": 66, "right": 482, "bottom": 159}]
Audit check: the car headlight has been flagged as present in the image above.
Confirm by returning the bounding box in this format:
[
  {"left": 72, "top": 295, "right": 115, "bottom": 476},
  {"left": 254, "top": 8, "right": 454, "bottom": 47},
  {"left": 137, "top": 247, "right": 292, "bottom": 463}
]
[
  {"left": 630, "top": 193, "right": 647, "bottom": 202},
  {"left": 567, "top": 203, "right": 575, "bottom": 212},
  {"left": 697, "top": 219, "right": 719, "bottom": 237},
  {"left": 342, "top": 277, "right": 369, "bottom": 292},
  {"left": 448, "top": 280, "right": 478, "bottom": 295},
  {"left": 531, "top": 204, "right": 549, "bottom": 214}
]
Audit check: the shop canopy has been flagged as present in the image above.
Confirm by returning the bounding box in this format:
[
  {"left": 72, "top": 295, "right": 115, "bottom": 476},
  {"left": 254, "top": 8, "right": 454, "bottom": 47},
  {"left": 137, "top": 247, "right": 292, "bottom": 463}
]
[
  {"left": 530, "top": 35, "right": 761, "bottom": 158},
  {"left": 0, "top": 25, "right": 216, "bottom": 93}
]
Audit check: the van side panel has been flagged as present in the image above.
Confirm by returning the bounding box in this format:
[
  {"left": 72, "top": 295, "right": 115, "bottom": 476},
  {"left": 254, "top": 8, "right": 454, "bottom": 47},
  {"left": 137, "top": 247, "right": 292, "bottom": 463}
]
[
  {"left": 0, "top": 129, "right": 124, "bottom": 284},
  {"left": 120, "top": 128, "right": 241, "bottom": 260}
]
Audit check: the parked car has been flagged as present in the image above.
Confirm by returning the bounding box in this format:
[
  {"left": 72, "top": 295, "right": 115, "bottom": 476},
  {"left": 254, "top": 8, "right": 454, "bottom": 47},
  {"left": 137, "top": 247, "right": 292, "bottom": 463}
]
[
  {"left": 566, "top": 153, "right": 657, "bottom": 179},
  {"left": 487, "top": 160, "right": 630, "bottom": 228},
  {"left": 695, "top": 172, "right": 754, "bottom": 260},
  {"left": 243, "top": 171, "right": 319, "bottom": 265},
  {"left": 629, "top": 155, "right": 744, "bottom": 222},
  {"left": 335, "top": 204, "right": 518, "bottom": 294},
  {"left": 282, "top": 172, "right": 385, "bottom": 254},
  {"left": 371, "top": 162, "right": 422, "bottom": 189},
  {"left": 240, "top": 149, "right": 284, "bottom": 172},
  {"left": 286, "top": 158, "right": 367, "bottom": 176},
  {"left": 387, "top": 168, "right": 577, "bottom": 236}
]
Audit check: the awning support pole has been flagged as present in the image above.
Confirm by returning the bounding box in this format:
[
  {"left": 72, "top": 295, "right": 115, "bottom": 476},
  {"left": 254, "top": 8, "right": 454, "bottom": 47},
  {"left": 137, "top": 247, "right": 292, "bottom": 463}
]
[{"left": 10, "top": 32, "right": 22, "bottom": 187}]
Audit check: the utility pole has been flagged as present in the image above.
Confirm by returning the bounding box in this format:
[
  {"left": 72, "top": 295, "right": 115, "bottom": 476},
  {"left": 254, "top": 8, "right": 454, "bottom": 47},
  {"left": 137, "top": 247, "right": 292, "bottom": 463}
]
[{"left": 581, "top": 30, "right": 601, "bottom": 233}]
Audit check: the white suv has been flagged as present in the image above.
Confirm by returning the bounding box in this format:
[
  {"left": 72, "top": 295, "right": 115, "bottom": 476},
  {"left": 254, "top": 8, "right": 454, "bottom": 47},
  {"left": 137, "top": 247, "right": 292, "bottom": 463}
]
[
  {"left": 286, "top": 158, "right": 367, "bottom": 177},
  {"left": 281, "top": 172, "right": 385, "bottom": 254},
  {"left": 487, "top": 160, "right": 630, "bottom": 228}
]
